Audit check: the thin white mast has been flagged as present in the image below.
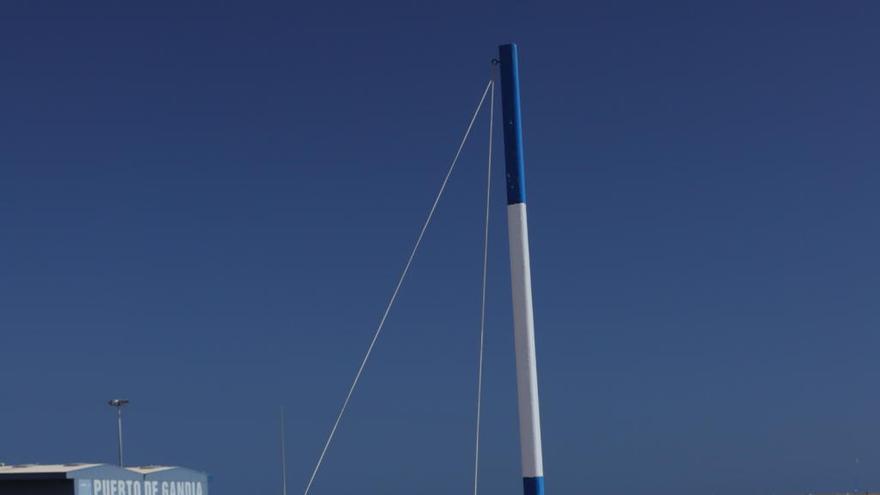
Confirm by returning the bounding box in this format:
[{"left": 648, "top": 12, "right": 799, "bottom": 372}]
[{"left": 281, "top": 406, "right": 288, "bottom": 495}]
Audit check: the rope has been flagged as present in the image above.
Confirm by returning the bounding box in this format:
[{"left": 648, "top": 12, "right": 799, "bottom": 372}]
[
  {"left": 473, "top": 79, "right": 494, "bottom": 495},
  {"left": 302, "top": 79, "right": 495, "bottom": 495}
]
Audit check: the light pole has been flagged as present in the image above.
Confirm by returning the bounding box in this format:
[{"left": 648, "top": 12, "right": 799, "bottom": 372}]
[{"left": 108, "top": 399, "right": 129, "bottom": 466}]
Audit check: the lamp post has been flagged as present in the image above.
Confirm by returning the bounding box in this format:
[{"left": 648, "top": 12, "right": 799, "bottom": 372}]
[{"left": 108, "top": 399, "right": 129, "bottom": 466}]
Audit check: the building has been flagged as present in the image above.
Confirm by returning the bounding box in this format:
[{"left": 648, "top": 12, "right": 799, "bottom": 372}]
[
  {"left": 125, "top": 467, "right": 208, "bottom": 495},
  {"left": 0, "top": 464, "right": 208, "bottom": 495}
]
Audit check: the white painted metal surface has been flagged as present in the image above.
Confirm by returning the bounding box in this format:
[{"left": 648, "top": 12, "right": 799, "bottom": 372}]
[
  {"left": 0, "top": 464, "right": 103, "bottom": 474},
  {"left": 506, "top": 202, "right": 544, "bottom": 478}
]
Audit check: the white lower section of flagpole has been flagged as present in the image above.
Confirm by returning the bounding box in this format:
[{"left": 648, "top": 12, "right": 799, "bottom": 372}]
[{"left": 507, "top": 202, "right": 544, "bottom": 479}]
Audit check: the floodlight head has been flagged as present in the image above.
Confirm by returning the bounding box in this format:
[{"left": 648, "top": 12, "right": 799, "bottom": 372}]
[{"left": 108, "top": 399, "right": 130, "bottom": 407}]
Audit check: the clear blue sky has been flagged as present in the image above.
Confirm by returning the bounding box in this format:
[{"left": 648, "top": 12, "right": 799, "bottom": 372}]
[{"left": 1, "top": 2, "right": 878, "bottom": 494}]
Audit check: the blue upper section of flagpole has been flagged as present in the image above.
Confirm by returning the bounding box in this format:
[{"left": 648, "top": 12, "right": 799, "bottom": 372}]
[{"left": 499, "top": 43, "right": 527, "bottom": 205}]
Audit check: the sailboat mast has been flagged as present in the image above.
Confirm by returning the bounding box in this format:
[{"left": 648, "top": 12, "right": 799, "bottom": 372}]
[
  {"left": 498, "top": 43, "right": 545, "bottom": 495},
  {"left": 281, "top": 406, "right": 288, "bottom": 495}
]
